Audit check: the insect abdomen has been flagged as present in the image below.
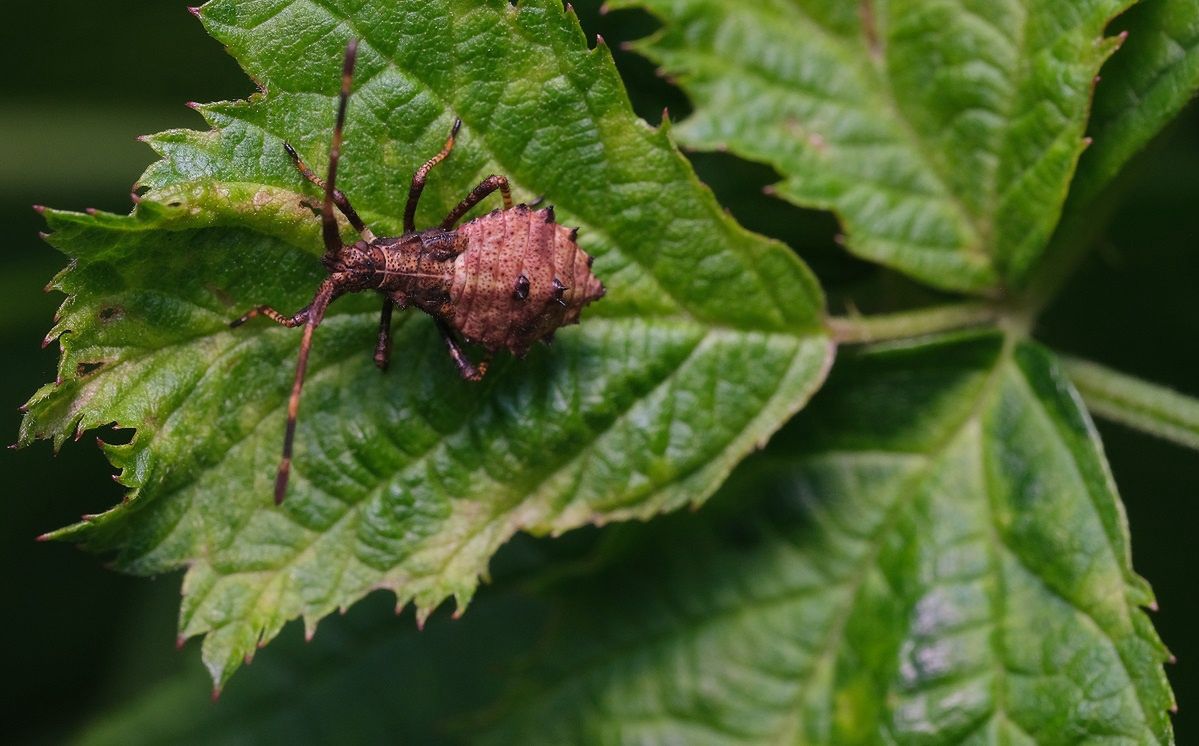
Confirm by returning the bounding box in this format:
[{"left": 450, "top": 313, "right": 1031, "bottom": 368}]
[{"left": 451, "top": 205, "right": 604, "bottom": 355}]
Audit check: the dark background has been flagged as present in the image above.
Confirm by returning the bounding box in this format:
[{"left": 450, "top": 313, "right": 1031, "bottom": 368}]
[{"left": 2, "top": 2, "right": 1195, "bottom": 742}]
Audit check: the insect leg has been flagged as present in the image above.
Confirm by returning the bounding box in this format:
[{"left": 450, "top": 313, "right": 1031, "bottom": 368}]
[
  {"left": 404, "top": 119, "right": 461, "bottom": 233},
  {"left": 230, "top": 304, "right": 310, "bottom": 328},
  {"left": 284, "top": 142, "right": 375, "bottom": 241},
  {"left": 439, "top": 175, "right": 512, "bottom": 229},
  {"left": 275, "top": 279, "right": 339, "bottom": 505},
  {"left": 435, "top": 319, "right": 489, "bottom": 382},
  {"left": 373, "top": 298, "right": 394, "bottom": 370},
  {"left": 320, "top": 39, "right": 359, "bottom": 262}
]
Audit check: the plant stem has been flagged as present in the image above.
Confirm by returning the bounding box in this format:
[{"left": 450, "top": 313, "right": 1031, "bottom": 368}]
[
  {"left": 1062, "top": 355, "right": 1199, "bottom": 452},
  {"left": 827, "top": 303, "right": 998, "bottom": 345}
]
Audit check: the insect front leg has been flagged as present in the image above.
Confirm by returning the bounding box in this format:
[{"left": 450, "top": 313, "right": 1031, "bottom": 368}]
[
  {"left": 283, "top": 142, "right": 375, "bottom": 242},
  {"left": 230, "top": 304, "right": 311, "bottom": 328},
  {"left": 440, "top": 175, "right": 512, "bottom": 229},
  {"left": 373, "top": 298, "right": 394, "bottom": 370},
  {"left": 435, "top": 319, "right": 490, "bottom": 382}
]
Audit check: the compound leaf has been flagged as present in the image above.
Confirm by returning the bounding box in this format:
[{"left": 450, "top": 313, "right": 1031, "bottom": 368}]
[
  {"left": 20, "top": 0, "right": 830, "bottom": 688},
  {"left": 483, "top": 332, "right": 1175, "bottom": 744},
  {"left": 610, "top": 0, "right": 1138, "bottom": 293}
]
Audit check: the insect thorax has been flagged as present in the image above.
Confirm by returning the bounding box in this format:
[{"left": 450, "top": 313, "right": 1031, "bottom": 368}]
[{"left": 359, "top": 232, "right": 464, "bottom": 313}]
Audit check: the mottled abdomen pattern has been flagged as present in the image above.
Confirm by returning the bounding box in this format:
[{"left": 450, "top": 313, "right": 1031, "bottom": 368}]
[{"left": 450, "top": 204, "right": 605, "bottom": 356}]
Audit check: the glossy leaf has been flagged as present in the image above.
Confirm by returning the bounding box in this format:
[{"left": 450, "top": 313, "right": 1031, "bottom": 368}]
[
  {"left": 20, "top": 0, "right": 830, "bottom": 688},
  {"left": 610, "top": 0, "right": 1137, "bottom": 293},
  {"left": 1070, "top": 0, "right": 1199, "bottom": 210},
  {"left": 71, "top": 334, "right": 1175, "bottom": 743},
  {"left": 483, "top": 332, "right": 1175, "bottom": 743}
]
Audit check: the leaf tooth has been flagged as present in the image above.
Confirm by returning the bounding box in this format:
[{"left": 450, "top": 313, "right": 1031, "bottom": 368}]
[{"left": 659, "top": 107, "right": 673, "bottom": 135}]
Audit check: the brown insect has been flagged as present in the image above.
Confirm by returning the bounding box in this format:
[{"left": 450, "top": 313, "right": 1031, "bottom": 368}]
[{"left": 231, "top": 39, "right": 605, "bottom": 504}]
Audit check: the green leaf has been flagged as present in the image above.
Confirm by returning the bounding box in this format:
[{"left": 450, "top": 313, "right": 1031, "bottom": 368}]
[
  {"left": 1024, "top": 0, "right": 1199, "bottom": 303},
  {"left": 1070, "top": 0, "right": 1199, "bottom": 210},
  {"left": 20, "top": 0, "right": 830, "bottom": 688},
  {"left": 63, "top": 335, "right": 1174, "bottom": 742},
  {"left": 610, "top": 0, "right": 1136, "bottom": 293},
  {"left": 482, "top": 332, "right": 1175, "bottom": 743}
]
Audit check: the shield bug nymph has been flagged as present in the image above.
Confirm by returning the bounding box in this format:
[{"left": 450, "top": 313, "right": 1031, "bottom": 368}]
[{"left": 231, "top": 39, "right": 605, "bottom": 504}]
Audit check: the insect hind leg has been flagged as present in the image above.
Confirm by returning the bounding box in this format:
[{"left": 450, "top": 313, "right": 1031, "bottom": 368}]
[
  {"left": 440, "top": 174, "right": 512, "bottom": 229},
  {"left": 435, "top": 319, "right": 490, "bottom": 381},
  {"left": 404, "top": 119, "right": 461, "bottom": 233}
]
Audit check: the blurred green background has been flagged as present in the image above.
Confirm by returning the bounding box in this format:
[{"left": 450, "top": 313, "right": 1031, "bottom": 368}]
[{"left": 2, "top": 2, "right": 1195, "bottom": 743}]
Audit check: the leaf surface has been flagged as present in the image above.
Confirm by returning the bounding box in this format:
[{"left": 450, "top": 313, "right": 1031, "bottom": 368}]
[
  {"left": 20, "top": 0, "right": 830, "bottom": 688},
  {"left": 483, "top": 332, "right": 1175, "bottom": 743},
  {"left": 70, "top": 333, "right": 1174, "bottom": 743},
  {"left": 1070, "top": 0, "right": 1199, "bottom": 210},
  {"left": 610, "top": 0, "right": 1137, "bottom": 293}
]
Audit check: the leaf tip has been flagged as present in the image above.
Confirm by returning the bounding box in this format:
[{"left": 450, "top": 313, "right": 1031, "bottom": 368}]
[
  {"left": 598, "top": 2, "right": 608, "bottom": 15},
  {"left": 187, "top": 5, "right": 202, "bottom": 20},
  {"left": 37, "top": 231, "right": 51, "bottom": 243},
  {"left": 32, "top": 204, "right": 45, "bottom": 214},
  {"left": 175, "top": 635, "right": 187, "bottom": 651},
  {"left": 210, "top": 685, "right": 222, "bottom": 703},
  {"left": 595, "top": 33, "right": 606, "bottom": 49},
  {"left": 35, "top": 532, "right": 52, "bottom": 543}
]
